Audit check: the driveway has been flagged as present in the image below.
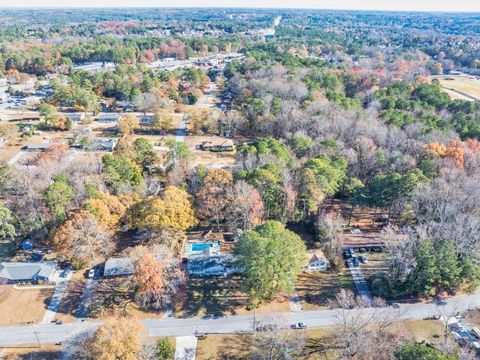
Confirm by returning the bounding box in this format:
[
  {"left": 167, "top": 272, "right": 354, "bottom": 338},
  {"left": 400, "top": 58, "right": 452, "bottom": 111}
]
[
  {"left": 7, "top": 149, "right": 26, "bottom": 165},
  {"left": 175, "top": 115, "right": 188, "bottom": 143},
  {"left": 41, "top": 271, "right": 73, "bottom": 324},
  {"left": 175, "top": 336, "right": 198, "bottom": 360},
  {"left": 347, "top": 261, "right": 373, "bottom": 300}
]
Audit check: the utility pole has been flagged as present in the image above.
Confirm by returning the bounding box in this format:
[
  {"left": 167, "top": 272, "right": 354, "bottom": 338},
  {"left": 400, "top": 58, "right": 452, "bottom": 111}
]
[{"left": 31, "top": 324, "right": 40, "bottom": 348}]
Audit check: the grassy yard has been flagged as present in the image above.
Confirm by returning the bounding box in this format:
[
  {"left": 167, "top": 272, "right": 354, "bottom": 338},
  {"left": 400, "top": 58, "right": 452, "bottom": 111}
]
[
  {"left": 177, "top": 276, "right": 290, "bottom": 318},
  {"left": 0, "top": 285, "right": 53, "bottom": 324},
  {"left": 196, "top": 329, "right": 337, "bottom": 360},
  {"left": 196, "top": 334, "right": 252, "bottom": 360},
  {"left": 195, "top": 321, "right": 445, "bottom": 360},
  {"left": 296, "top": 269, "right": 356, "bottom": 310},
  {"left": 361, "top": 252, "right": 389, "bottom": 279},
  {"left": 1, "top": 345, "right": 61, "bottom": 360},
  {"left": 433, "top": 75, "right": 480, "bottom": 100},
  {"left": 402, "top": 320, "right": 444, "bottom": 344}
]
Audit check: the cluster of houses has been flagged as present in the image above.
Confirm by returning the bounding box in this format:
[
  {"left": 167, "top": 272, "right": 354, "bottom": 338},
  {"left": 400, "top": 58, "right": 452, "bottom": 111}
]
[{"left": 184, "top": 234, "right": 329, "bottom": 278}]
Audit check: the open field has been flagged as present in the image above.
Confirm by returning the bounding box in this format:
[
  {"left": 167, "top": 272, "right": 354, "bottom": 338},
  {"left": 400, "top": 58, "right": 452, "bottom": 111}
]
[
  {"left": 0, "top": 285, "right": 53, "bottom": 325},
  {"left": 431, "top": 75, "right": 480, "bottom": 101}
]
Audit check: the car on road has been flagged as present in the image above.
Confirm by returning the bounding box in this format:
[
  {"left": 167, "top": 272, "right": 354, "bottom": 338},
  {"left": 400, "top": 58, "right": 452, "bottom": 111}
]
[
  {"left": 359, "top": 255, "right": 368, "bottom": 264},
  {"left": 292, "top": 322, "right": 307, "bottom": 329},
  {"left": 433, "top": 297, "right": 447, "bottom": 306}
]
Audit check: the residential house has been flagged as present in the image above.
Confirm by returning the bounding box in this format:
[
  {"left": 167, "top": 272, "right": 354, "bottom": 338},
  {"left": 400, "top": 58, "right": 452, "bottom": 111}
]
[
  {"left": 0, "top": 262, "right": 56, "bottom": 284},
  {"left": 23, "top": 143, "right": 61, "bottom": 152},
  {"left": 92, "top": 138, "right": 117, "bottom": 151},
  {"left": 65, "top": 113, "right": 86, "bottom": 122},
  {"left": 305, "top": 249, "right": 329, "bottom": 271},
  {"left": 103, "top": 257, "right": 135, "bottom": 277},
  {"left": 198, "top": 139, "right": 235, "bottom": 152},
  {"left": 96, "top": 113, "right": 120, "bottom": 122},
  {"left": 187, "top": 255, "right": 242, "bottom": 277}
]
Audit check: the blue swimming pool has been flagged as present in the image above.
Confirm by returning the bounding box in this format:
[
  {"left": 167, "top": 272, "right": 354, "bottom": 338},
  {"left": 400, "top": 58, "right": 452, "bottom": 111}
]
[{"left": 191, "top": 243, "right": 215, "bottom": 252}]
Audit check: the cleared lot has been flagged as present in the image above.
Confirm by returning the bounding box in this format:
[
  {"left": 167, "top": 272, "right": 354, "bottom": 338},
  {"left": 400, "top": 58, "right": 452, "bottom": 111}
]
[{"left": 296, "top": 269, "right": 356, "bottom": 310}]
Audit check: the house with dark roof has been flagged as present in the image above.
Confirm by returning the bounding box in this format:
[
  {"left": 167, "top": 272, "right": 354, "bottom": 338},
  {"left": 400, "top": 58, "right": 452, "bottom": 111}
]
[
  {"left": 187, "top": 255, "right": 242, "bottom": 277},
  {"left": 0, "top": 262, "right": 56, "bottom": 284},
  {"left": 198, "top": 139, "right": 235, "bottom": 152},
  {"left": 103, "top": 257, "right": 135, "bottom": 277}
]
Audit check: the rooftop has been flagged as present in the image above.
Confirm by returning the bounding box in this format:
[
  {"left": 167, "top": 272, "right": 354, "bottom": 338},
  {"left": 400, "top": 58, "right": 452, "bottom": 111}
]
[
  {"left": 0, "top": 262, "right": 55, "bottom": 281},
  {"left": 103, "top": 257, "right": 135, "bottom": 277}
]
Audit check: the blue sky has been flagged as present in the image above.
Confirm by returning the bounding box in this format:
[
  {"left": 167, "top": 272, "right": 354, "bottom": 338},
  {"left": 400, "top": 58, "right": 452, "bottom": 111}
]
[{"left": 0, "top": 0, "right": 479, "bottom": 12}]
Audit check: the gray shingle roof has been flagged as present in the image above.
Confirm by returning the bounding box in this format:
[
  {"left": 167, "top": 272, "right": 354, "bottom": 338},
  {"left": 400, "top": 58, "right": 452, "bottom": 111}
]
[
  {"left": 103, "top": 257, "right": 135, "bottom": 277},
  {"left": 0, "top": 262, "right": 55, "bottom": 281}
]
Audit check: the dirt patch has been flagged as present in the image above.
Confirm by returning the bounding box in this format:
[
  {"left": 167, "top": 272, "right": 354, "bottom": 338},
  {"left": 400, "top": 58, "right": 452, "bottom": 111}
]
[{"left": 0, "top": 285, "right": 54, "bottom": 324}]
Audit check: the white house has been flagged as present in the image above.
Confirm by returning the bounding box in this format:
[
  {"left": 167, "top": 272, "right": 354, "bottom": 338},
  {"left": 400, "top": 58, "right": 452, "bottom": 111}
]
[
  {"left": 65, "top": 113, "right": 86, "bottom": 122},
  {"left": 96, "top": 113, "right": 120, "bottom": 122},
  {"left": 305, "top": 249, "right": 329, "bottom": 271},
  {"left": 92, "top": 138, "right": 117, "bottom": 151}
]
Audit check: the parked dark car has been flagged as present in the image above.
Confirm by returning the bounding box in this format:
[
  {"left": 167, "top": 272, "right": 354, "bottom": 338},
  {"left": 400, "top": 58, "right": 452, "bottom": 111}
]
[{"left": 343, "top": 248, "right": 356, "bottom": 259}]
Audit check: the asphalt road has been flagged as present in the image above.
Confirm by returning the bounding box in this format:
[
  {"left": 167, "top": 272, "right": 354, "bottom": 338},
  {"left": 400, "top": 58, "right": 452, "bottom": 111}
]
[{"left": 1, "top": 290, "right": 480, "bottom": 346}]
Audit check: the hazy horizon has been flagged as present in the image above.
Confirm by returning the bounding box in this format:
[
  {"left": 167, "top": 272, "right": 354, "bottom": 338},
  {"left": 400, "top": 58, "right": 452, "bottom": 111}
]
[{"left": 0, "top": 0, "right": 479, "bottom": 13}]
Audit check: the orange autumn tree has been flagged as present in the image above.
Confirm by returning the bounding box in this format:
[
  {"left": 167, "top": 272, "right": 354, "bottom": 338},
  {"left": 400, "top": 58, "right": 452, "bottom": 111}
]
[
  {"left": 133, "top": 253, "right": 165, "bottom": 309},
  {"left": 87, "top": 317, "right": 145, "bottom": 360},
  {"left": 51, "top": 209, "right": 113, "bottom": 266},
  {"left": 425, "top": 140, "right": 465, "bottom": 168},
  {"left": 117, "top": 114, "right": 140, "bottom": 137},
  {"left": 84, "top": 193, "right": 137, "bottom": 229}
]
